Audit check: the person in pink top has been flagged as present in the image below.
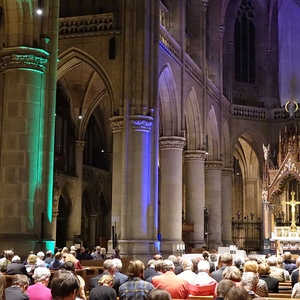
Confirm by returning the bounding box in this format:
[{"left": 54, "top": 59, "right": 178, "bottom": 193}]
[
  {"left": 27, "top": 267, "right": 52, "bottom": 300},
  {"left": 151, "top": 259, "right": 189, "bottom": 299},
  {"left": 188, "top": 260, "right": 217, "bottom": 296}
]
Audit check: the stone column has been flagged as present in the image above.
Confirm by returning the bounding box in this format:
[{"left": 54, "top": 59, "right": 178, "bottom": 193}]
[
  {"left": 66, "top": 140, "right": 85, "bottom": 245},
  {"left": 159, "top": 136, "right": 186, "bottom": 254},
  {"left": 205, "top": 161, "right": 223, "bottom": 250},
  {"left": 184, "top": 150, "right": 206, "bottom": 248},
  {"left": 109, "top": 114, "right": 159, "bottom": 260},
  {"left": 0, "top": 47, "right": 50, "bottom": 254},
  {"left": 89, "top": 214, "right": 98, "bottom": 249},
  {"left": 222, "top": 168, "right": 233, "bottom": 245}
]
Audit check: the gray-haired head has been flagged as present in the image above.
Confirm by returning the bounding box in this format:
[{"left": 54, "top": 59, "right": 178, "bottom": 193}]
[{"left": 32, "top": 267, "right": 51, "bottom": 283}]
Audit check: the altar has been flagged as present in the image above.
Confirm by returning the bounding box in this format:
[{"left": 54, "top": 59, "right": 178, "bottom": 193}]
[{"left": 270, "top": 226, "right": 300, "bottom": 252}]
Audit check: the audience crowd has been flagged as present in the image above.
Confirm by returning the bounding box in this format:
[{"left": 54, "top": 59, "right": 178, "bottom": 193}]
[{"left": 0, "top": 246, "right": 297, "bottom": 299}]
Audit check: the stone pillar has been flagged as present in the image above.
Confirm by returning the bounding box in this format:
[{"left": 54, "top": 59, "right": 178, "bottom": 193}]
[
  {"left": 109, "top": 115, "right": 159, "bottom": 260},
  {"left": 222, "top": 168, "right": 233, "bottom": 245},
  {"left": 0, "top": 47, "right": 50, "bottom": 254},
  {"left": 159, "top": 136, "right": 186, "bottom": 255},
  {"left": 184, "top": 150, "right": 206, "bottom": 248},
  {"left": 262, "top": 202, "right": 271, "bottom": 252},
  {"left": 89, "top": 214, "right": 98, "bottom": 249},
  {"left": 66, "top": 140, "right": 85, "bottom": 245},
  {"left": 205, "top": 161, "right": 223, "bottom": 250}
]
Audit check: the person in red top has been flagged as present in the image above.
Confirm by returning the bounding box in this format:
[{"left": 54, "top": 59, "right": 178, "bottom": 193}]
[{"left": 151, "top": 259, "right": 189, "bottom": 299}]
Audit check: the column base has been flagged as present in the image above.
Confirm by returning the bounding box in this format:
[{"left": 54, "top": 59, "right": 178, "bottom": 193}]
[
  {"left": 160, "top": 240, "right": 185, "bottom": 257},
  {"left": 208, "top": 239, "right": 223, "bottom": 251},
  {"left": 107, "top": 239, "right": 161, "bottom": 264},
  {"left": 0, "top": 234, "right": 55, "bottom": 259}
]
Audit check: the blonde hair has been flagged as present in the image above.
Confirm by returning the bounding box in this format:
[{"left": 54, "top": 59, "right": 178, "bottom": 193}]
[
  {"left": 27, "top": 254, "right": 37, "bottom": 265},
  {"left": 222, "top": 266, "right": 242, "bottom": 281},
  {"left": 127, "top": 260, "right": 145, "bottom": 278},
  {"left": 243, "top": 260, "right": 258, "bottom": 273},
  {"left": 98, "top": 274, "right": 114, "bottom": 286}
]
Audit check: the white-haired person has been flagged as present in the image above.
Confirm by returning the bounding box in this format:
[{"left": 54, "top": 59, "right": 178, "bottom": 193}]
[
  {"left": 112, "top": 258, "right": 128, "bottom": 285},
  {"left": 241, "top": 271, "right": 259, "bottom": 298},
  {"left": 36, "top": 251, "right": 46, "bottom": 267},
  {"left": 27, "top": 267, "right": 51, "bottom": 300},
  {"left": 188, "top": 260, "right": 217, "bottom": 297},
  {"left": 177, "top": 259, "right": 196, "bottom": 284}
]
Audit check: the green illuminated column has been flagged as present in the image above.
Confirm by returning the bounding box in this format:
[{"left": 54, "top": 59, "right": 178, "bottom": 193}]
[
  {"left": 159, "top": 136, "right": 186, "bottom": 255},
  {"left": 0, "top": 47, "right": 49, "bottom": 254}
]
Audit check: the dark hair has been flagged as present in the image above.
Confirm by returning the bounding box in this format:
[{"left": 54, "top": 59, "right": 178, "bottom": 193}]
[
  {"left": 63, "top": 261, "right": 75, "bottom": 271},
  {"left": 127, "top": 260, "right": 145, "bottom": 278},
  {"left": 224, "top": 286, "right": 251, "bottom": 300},
  {"left": 51, "top": 270, "right": 80, "bottom": 299},
  {"left": 217, "top": 279, "right": 235, "bottom": 297},
  {"left": 148, "top": 288, "right": 172, "bottom": 300}
]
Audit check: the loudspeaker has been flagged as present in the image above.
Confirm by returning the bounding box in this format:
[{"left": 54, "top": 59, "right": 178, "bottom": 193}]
[{"left": 109, "top": 36, "right": 115, "bottom": 59}]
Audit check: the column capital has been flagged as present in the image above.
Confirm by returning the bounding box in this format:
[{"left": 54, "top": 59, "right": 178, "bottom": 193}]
[
  {"left": 110, "top": 115, "right": 153, "bottom": 132},
  {"left": 159, "top": 136, "right": 186, "bottom": 150},
  {"left": 205, "top": 160, "right": 223, "bottom": 170},
  {"left": 75, "top": 140, "right": 85, "bottom": 151},
  {"left": 0, "top": 46, "right": 49, "bottom": 72},
  {"left": 222, "top": 167, "right": 234, "bottom": 176},
  {"left": 184, "top": 150, "right": 207, "bottom": 162}
]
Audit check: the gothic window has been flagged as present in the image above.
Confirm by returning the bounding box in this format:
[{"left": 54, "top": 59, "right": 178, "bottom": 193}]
[{"left": 234, "top": 0, "right": 255, "bottom": 83}]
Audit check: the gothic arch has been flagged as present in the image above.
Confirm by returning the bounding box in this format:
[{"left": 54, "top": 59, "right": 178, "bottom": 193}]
[
  {"left": 158, "top": 64, "right": 180, "bottom": 136},
  {"left": 185, "top": 88, "right": 202, "bottom": 150},
  {"left": 57, "top": 47, "right": 114, "bottom": 143},
  {"left": 207, "top": 106, "right": 220, "bottom": 160}
]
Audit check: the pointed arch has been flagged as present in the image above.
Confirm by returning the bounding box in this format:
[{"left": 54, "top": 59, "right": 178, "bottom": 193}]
[
  {"left": 57, "top": 47, "right": 115, "bottom": 141},
  {"left": 158, "top": 64, "right": 180, "bottom": 136},
  {"left": 207, "top": 106, "right": 220, "bottom": 160},
  {"left": 185, "top": 88, "right": 202, "bottom": 150}
]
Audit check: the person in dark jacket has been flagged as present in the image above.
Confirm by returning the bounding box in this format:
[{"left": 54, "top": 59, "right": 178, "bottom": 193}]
[
  {"left": 258, "top": 263, "right": 279, "bottom": 293},
  {"left": 6, "top": 256, "right": 28, "bottom": 275}
]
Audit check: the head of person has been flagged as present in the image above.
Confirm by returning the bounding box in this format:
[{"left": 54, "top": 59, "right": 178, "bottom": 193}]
[
  {"left": 224, "top": 286, "right": 252, "bottom": 300},
  {"left": 147, "top": 288, "right": 172, "bottom": 300},
  {"left": 258, "top": 263, "right": 270, "bottom": 276},
  {"left": 154, "top": 260, "right": 164, "bottom": 273},
  {"left": 181, "top": 259, "right": 193, "bottom": 271},
  {"left": 217, "top": 279, "right": 235, "bottom": 298},
  {"left": 112, "top": 258, "right": 122, "bottom": 271},
  {"left": 98, "top": 274, "right": 114, "bottom": 287},
  {"left": 12, "top": 274, "right": 30, "bottom": 293},
  {"left": 11, "top": 255, "right": 21, "bottom": 264},
  {"left": 37, "top": 251, "right": 45, "bottom": 260},
  {"left": 147, "top": 259, "right": 155, "bottom": 268},
  {"left": 51, "top": 269, "right": 80, "bottom": 300},
  {"left": 65, "top": 254, "right": 76, "bottom": 264},
  {"left": 241, "top": 271, "right": 259, "bottom": 293},
  {"left": 210, "top": 254, "right": 217, "bottom": 262},
  {"left": 167, "top": 255, "right": 178, "bottom": 266},
  {"left": 283, "top": 251, "right": 292, "bottom": 262},
  {"left": 202, "top": 251, "right": 210, "bottom": 260},
  {"left": 221, "top": 253, "right": 233, "bottom": 266},
  {"left": 153, "top": 254, "right": 163, "bottom": 260},
  {"left": 27, "top": 254, "right": 37, "bottom": 265},
  {"left": 100, "top": 248, "right": 106, "bottom": 255},
  {"left": 63, "top": 261, "right": 75, "bottom": 271},
  {"left": 127, "top": 260, "right": 145, "bottom": 279},
  {"left": 61, "top": 247, "right": 69, "bottom": 254},
  {"left": 234, "top": 256, "right": 244, "bottom": 270},
  {"left": 243, "top": 260, "right": 258, "bottom": 273},
  {"left": 197, "top": 260, "right": 210, "bottom": 273},
  {"left": 162, "top": 259, "right": 175, "bottom": 273},
  {"left": 54, "top": 252, "right": 62, "bottom": 260},
  {"left": 103, "top": 259, "right": 115, "bottom": 275},
  {"left": 222, "top": 266, "right": 242, "bottom": 281},
  {"left": 95, "top": 246, "right": 101, "bottom": 253},
  {"left": 32, "top": 267, "right": 51, "bottom": 285},
  {"left": 267, "top": 256, "right": 278, "bottom": 267},
  {"left": 46, "top": 250, "right": 53, "bottom": 258},
  {"left": 4, "top": 250, "right": 14, "bottom": 260}
]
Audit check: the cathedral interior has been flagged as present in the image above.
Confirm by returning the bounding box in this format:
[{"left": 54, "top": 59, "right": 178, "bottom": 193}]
[{"left": 0, "top": 0, "right": 300, "bottom": 261}]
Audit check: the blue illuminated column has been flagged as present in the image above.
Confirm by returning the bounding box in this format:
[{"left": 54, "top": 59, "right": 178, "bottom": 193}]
[
  {"left": 205, "top": 161, "right": 223, "bottom": 250},
  {"left": 159, "top": 136, "right": 186, "bottom": 255},
  {"left": 110, "top": 114, "right": 159, "bottom": 259},
  {"left": 221, "top": 168, "right": 233, "bottom": 245},
  {"left": 184, "top": 150, "right": 207, "bottom": 248}
]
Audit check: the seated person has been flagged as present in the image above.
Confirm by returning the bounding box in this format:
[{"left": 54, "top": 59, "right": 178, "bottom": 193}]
[{"left": 5, "top": 274, "right": 30, "bottom": 300}]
